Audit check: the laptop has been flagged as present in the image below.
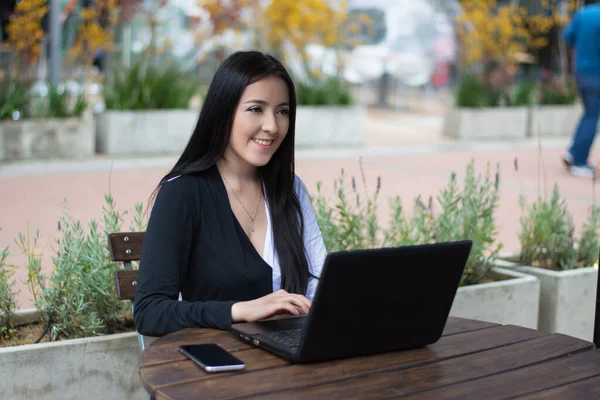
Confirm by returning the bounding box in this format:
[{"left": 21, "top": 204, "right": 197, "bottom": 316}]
[{"left": 230, "top": 240, "right": 472, "bottom": 363}]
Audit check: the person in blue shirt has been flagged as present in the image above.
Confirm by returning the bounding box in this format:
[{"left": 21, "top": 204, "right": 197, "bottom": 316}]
[{"left": 563, "top": 1, "right": 600, "bottom": 178}]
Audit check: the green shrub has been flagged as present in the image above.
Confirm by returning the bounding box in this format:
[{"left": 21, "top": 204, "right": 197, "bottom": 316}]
[
  {"left": 577, "top": 206, "right": 600, "bottom": 268},
  {"left": 312, "top": 164, "right": 380, "bottom": 252},
  {"left": 0, "top": 79, "right": 87, "bottom": 120},
  {"left": 104, "top": 57, "right": 199, "bottom": 110},
  {"left": 510, "top": 80, "right": 535, "bottom": 107},
  {"left": 456, "top": 73, "right": 488, "bottom": 108},
  {"left": 518, "top": 185, "right": 578, "bottom": 270},
  {"left": 455, "top": 72, "right": 534, "bottom": 108},
  {"left": 29, "top": 83, "right": 88, "bottom": 118},
  {"left": 0, "top": 79, "right": 30, "bottom": 120},
  {"left": 312, "top": 160, "right": 503, "bottom": 286},
  {"left": 0, "top": 229, "right": 17, "bottom": 343},
  {"left": 538, "top": 81, "right": 577, "bottom": 105},
  {"left": 432, "top": 161, "right": 503, "bottom": 286},
  {"left": 296, "top": 77, "right": 353, "bottom": 106},
  {"left": 519, "top": 190, "right": 600, "bottom": 270},
  {"left": 17, "top": 195, "right": 147, "bottom": 341},
  {"left": 14, "top": 225, "right": 45, "bottom": 315}
]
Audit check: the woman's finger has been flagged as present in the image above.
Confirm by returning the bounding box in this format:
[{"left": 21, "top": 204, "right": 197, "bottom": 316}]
[
  {"left": 281, "top": 297, "right": 308, "bottom": 315},
  {"left": 291, "top": 298, "right": 310, "bottom": 314},
  {"left": 287, "top": 295, "right": 310, "bottom": 313},
  {"left": 277, "top": 302, "right": 300, "bottom": 316}
]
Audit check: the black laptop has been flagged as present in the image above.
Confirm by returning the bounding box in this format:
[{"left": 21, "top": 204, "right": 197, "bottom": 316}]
[{"left": 230, "top": 240, "right": 472, "bottom": 363}]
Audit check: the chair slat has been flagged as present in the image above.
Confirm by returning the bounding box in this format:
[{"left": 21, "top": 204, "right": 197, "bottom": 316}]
[
  {"left": 108, "top": 232, "right": 145, "bottom": 262},
  {"left": 115, "top": 270, "right": 138, "bottom": 301}
]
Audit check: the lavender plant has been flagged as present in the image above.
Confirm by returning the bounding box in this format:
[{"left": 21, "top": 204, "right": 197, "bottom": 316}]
[
  {"left": 434, "top": 161, "right": 503, "bottom": 286},
  {"left": 312, "top": 160, "right": 503, "bottom": 286},
  {"left": 0, "top": 232, "right": 17, "bottom": 342},
  {"left": 518, "top": 185, "right": 577, "bottom": 270},
  {"left": 16, "top": 194, "right": 147, "bottom": 341},
  {"left": 577, "top": 206, "right": 600, "bottom": 268},
  {"left": 312, "top": 159, "right": 382, "bottom": 252}
]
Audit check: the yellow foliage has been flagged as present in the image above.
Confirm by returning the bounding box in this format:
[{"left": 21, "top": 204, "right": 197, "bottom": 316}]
[
  {"left": 68, "top": 0, "right": 119, "bottom": 65},
  {"left": 457, "top": 0, "right": 577, "bottom": 67},
  {"left": 200, "top": 0, "right": 352, "bottom": 76},
  {"left": 6, "top": 0, "right": 48, "bottom": 65},
  {"left": 263, "top": 0, "right": 348, "bottom": 62},
  {"left": 199, "top": 0, "right": 254, "bottom": 35}
]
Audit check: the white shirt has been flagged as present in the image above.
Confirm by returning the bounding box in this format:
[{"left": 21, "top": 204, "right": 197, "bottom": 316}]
[{"left": 262, "top": 177, "right": 328, "bottom": 300}]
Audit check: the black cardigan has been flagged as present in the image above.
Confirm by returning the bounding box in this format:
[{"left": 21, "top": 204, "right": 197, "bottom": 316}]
[{"left": 133, "top": 167, "right": 273, "bottom": 336}]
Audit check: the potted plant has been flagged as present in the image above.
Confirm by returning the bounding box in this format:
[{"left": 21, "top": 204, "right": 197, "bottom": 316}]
[
  {"left": 312, "top": 159, "right": 540, "bottom": 328},
  {"left": 0, "top": 79, "right": 93, "bottom": 161},
  {"left": 0, "top": 196, "right": 148, "bottom": 399},
  {"left": 0, "top": 0, "right": 96, "bottom": 161},
  {"left": 294, "top": 75, "right": 365, "bottom": 148},
  {"left": 445, "top": 0, "right": 565, "bottom": 141},
  {"left": 442, "top": 71, "right": 534, "bottom": 140},
  {"left": 95, "top": 55, "right": 202, "bottom": 155},
  {"left": 507, "top": 185, "right": 599, "bottom": 341}
]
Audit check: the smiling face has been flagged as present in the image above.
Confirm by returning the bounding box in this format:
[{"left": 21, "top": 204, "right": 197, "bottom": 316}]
[{"left": 223, "top": 75, "right": 291, "bottom": 171}]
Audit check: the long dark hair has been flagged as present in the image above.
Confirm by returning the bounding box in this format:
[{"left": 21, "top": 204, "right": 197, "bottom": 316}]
[{"left": 153, "top": 51, "right": 311, "bottom": 295}]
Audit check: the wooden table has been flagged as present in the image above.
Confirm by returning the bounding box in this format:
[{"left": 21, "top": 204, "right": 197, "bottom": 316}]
[{"left": 139, "top": 317, "right": 600, "bottom": 399}]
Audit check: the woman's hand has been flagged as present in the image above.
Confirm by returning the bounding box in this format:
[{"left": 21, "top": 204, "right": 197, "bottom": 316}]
[{"left": 231, "top": 290, "right": 311, "bottom": 323}]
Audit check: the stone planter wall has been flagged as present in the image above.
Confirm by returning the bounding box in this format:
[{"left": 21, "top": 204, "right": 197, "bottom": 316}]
[
  {"left": 442, "top": 107, "right": 530, "bottom": 140},
  {"left": 0, "top": 115, "right": 95, "bottom": 161},
  {"left": 95, "top": 109, "right": 199, "bottom": 155},
  {"left": 443, "top": 104, "right": 582, "bottom": 141},
  {"left": 0, "top": 332, "right": 146, "bottom": 400},
  {"left": 449, "top": 265, "right": 540, "bottom": 329},
  {"left": 512, "top": 265, "right": 598, "bottom": 341},
  {"left": 529, "top": 104, "right": 582, "bottom": 138},
  {"left": 295, "top": 105, "right": 365, "bottom": 148},
  {"left": 0, "top": 309, "right": 147, "bottom": 400}
]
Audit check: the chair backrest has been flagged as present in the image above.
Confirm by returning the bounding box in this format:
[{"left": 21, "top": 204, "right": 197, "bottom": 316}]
[
  {"left": 108, "top": 232, "right": 145, "bottom": 301},
  {"left": 109, "top": 232, "right": 153, "bottom": 369}
]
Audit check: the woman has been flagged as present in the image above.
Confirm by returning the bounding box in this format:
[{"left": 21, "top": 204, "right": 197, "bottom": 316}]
[{"left": 133, "top": 51, "right": 328, "bottom": 337}]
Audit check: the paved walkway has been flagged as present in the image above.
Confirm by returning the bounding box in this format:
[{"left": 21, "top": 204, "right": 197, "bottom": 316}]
[{"left": 1, "top": 109, "right": 598, "bottom": 310}]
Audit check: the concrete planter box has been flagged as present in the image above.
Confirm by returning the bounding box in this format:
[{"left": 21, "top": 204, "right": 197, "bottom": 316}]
[
  {"left": 0, "top": 116, "right": 95, "bottom": 161},
  {"left": 510, "top": 264, "right": 598, "bottom": 341},
  {"left": 530, "top": 104, "right": 581, "bottom": 137},
  {"left": 449, "top": 265, "right": 540, "bottom": 329},
  {"left": 95, "top": 109, "right": 199, "bottom": 155},
  {"left": 442, "top": 107, "right": 530, "bottom": 140},
  {"left": 295, "top": 105, "right": 365, "bottom": 148},
  {"left": 0, "top": 309, "right": 146, "bottom": 400}
]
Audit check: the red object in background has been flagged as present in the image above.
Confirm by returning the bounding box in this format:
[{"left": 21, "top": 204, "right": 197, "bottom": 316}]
[{"left": 430, "top": 60, "right": 450, "bottom": 88}]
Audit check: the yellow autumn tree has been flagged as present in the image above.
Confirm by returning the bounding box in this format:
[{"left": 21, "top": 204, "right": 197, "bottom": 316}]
[
  {"left": 6, "top": 0, "right": 48, "bottom": 70},
  {"left": 69, "top": 0, "right": 119, "bottom": 66},
  {"left": 200, "top": 0, "right": 252, "bottom": 35},
  {"left": 199, "top": 0, "right": 355, "bottom": 75},
  {"left": 263, "top": 0, "right": 349, "bottom": 70},
  {"left": 456, "top": 0, "right": 577, "bottom": 68},
  {"left": 456, "top": 1, "right": 531, "bottom": 67},
  {"left": 196, "top": 0, "right": 257, "bottom": 62}
]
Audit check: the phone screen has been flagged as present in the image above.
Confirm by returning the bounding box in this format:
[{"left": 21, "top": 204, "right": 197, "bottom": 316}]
[{"left": 179, "top": 344, "right": 246, "bottom": 372}]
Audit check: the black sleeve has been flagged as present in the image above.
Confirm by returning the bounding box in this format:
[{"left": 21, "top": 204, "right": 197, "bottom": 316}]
[{"left": 133, "top": 178, "right": 236, "bottom": 336}]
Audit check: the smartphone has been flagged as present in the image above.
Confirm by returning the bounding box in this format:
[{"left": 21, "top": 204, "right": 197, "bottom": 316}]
[{"left": 178, "top": 344, "right": 246, "bottom": 373}]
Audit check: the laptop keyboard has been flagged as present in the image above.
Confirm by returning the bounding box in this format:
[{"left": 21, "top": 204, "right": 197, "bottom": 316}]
[{"left": 262, "top": 328, "right": 303, "bottom": 348}]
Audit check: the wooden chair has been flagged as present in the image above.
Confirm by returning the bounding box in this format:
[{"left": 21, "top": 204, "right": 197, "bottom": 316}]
[{"left": 108, "top": 232, "right": 147, "bottom": 350}]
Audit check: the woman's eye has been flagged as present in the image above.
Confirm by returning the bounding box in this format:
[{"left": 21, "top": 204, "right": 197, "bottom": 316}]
[
  {"left": 278, "top": 109, "right": 290, "bottom": 115},
  {"left": 248, "top": 106, "right": 262, "bottom": 113}
]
